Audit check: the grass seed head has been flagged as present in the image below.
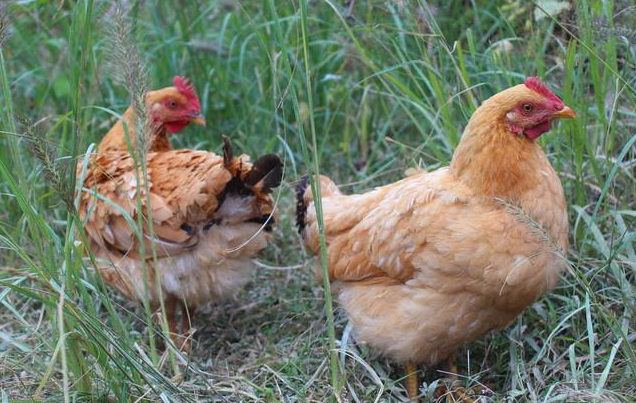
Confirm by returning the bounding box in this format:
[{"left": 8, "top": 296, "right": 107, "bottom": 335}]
[{"left": 103, "top": 4, "right": 151, "bottom": 153}]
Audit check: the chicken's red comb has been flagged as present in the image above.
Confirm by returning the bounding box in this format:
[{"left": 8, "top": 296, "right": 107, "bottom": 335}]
[
  {"left": 173, "top": 76, "right": 200, "bottom": 110},
  {"left": 524, "top": 76, "right": 562, "bottom": 106}
]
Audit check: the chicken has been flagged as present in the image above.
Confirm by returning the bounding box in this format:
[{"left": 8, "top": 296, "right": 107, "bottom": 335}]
[
  {"left": 296, "top": 77, "right": 575, "bottom": 400},
  {"left": 79, "top": 138, "right": 282, "bottom": 350},
  {"left": 98, "top": 76, "right": 206, "bottom": 153}
]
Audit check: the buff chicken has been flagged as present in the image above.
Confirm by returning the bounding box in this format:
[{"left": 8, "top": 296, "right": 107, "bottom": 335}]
[
  {"left": 296, "top": 77, "right": 574, "bottom": 401},
  {"left": 79, "top": 78, "right": 282, "bottom": 351}
]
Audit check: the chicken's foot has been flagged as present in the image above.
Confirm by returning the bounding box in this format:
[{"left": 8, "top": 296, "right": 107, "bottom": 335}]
[{"left": 434, "top": 355, "right": 486, "bottom": 403}]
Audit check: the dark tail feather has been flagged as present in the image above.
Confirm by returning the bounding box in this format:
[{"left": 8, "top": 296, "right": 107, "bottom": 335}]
[
  {"left": 295, "top": 175, "right": 309, "bottom": 233},
  {"left": 245, "top": 154, "right": 283, "bottom": 193},
  {"left": 247, "top": 215, "right": 276, "bottom": 232},
  {"left": 221, "top": 136, "right": 282, "bottom": 194},
  {"left": 222, "top": 135, "right": 233, "bottom": 168}
]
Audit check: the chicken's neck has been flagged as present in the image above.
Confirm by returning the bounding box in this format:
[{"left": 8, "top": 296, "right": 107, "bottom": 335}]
[
  {"left": 148, "top": 130, "right": 172, "bottom": 152},
  {"left": 98, "top": 107, "right": 172, "bottom": 153},
  {"left": 449, "top": 107, "right": 546, "bottom": 204}
]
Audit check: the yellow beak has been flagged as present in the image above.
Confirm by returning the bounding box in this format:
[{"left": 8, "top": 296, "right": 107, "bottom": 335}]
[
  {"left": 551, "top": 105, "right": 576, "bottom": 119},
  {"left": 190, "top": 114, "right": 206, "bottom": 126}
]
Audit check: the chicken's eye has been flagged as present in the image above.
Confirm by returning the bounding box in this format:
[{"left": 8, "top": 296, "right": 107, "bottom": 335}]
[
  {"left": 522, "top": 103, "right": 533, "bottom": 112},
  {"left": 168, "top": 100, "right": 178, "bottom": 109}
]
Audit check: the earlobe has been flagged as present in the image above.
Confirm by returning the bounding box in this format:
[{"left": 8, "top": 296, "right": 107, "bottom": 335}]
[{"left": 506, "top": 112, "right": 523, "bottom": 135}]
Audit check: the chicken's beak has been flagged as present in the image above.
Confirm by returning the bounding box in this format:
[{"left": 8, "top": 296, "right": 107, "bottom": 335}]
[
  {"left": 190, "top": 114, "right": 206, "bottom": 126},
  {"left": 551, "top": 105, "right": 576, "bottom": 120}
]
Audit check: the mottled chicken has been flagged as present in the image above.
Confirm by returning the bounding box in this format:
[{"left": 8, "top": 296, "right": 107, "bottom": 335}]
[
  {"left": 296, "top": 78, "right": 575, "bottom": 400},
  {"left": 79, "top": 76, "right": 282, "bottom": 350}
]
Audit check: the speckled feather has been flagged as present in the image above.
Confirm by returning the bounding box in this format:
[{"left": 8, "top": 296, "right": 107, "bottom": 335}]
[{"left": 299, "top": 83, "right": 569, "bottom": 365}]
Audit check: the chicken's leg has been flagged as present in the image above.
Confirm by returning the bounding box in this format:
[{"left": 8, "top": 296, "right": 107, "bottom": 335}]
[
  {"left": 151, "top": 299, "right": 189, "bottom": 351},
  {"left": 178, "top": 303, "right": 195, "bottom": 353},
  {"left": 446, "top": 354, "right": 458, "bottom": 376},
  {"left": 164, "top": 297, "right": 182, "bottom": 349},
  {"left": 404, "top": 363, "right": 419, "bottom": 402}
]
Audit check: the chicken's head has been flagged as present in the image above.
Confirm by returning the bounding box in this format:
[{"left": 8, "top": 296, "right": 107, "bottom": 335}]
[
  {"left": 498, "top": 77, "right": 576, "bottom": 140},
  {"left": 146, "top": 76, "right": 206, "bottom": 134}
]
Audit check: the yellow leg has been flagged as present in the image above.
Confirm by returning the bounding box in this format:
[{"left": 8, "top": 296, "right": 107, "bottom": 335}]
[{"left": 404, "top": 363, "right": 419, "bottom": 402}]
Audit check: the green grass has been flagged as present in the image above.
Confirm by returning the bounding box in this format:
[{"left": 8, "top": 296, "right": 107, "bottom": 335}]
[{"left": 1, "top": 0, "right": 635, "bottom": 401}]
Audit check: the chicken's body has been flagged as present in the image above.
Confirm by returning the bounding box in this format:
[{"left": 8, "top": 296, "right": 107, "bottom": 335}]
[
  {"left": 302, "top": 165, "right": 566, "bottom": 365},
  {"left": 81, "top": 147, "right": 278, "bottom": 303},
  {"left": 297, "top": 78, "right": 574, "bottom": 397}
]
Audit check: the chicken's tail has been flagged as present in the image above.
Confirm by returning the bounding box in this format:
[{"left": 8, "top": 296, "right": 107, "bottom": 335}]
[
  {"left": 295, "top": 174, "right": 340, "bottom": 233},
  {"left": 295, "top": 175, "right": 310, "bottom": 233},
  {"left": 243, "top": 153, "right": 283, "bottom": 195},
  {"left": 222, "top": 135, "right": 283, "bottom": 195},
  {"left": 213, "top": 137, "right": 283, "bottom": 229}
]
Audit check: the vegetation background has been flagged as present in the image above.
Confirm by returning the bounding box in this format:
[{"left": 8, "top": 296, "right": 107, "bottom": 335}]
[{"left": 1, "top": 0, "right": 635, "bottom": 402}]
